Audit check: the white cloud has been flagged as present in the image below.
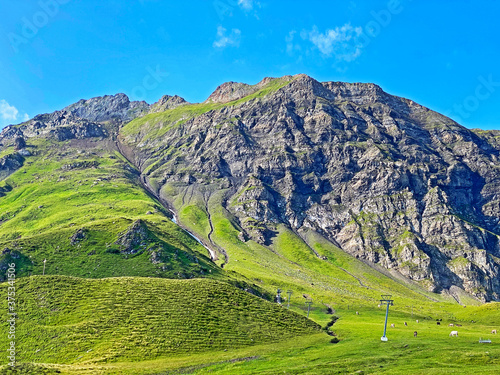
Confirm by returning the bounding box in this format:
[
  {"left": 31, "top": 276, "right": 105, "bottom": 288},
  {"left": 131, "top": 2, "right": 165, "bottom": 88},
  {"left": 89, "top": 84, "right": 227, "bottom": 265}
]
[
  {"left": 213, "top": 26, "right": 241, "bottom": 48},
  {"left": 303, "top": 24, "right": 364, "bottom": 62},
  {"left": 0, "top": 99, "right": 29, "bottom": 128},
  {"left": 0, "top": 100, "right": 19, "bottom": 121}
]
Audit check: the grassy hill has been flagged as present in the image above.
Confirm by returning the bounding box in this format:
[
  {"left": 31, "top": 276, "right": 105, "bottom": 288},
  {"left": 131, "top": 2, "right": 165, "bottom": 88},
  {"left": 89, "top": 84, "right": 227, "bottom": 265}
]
[
  {"left": 0, "top": 137, "right": 219, "bottom": 280},
  {"left": 0, "top": 275, "right": 320, "bottom": 374}
]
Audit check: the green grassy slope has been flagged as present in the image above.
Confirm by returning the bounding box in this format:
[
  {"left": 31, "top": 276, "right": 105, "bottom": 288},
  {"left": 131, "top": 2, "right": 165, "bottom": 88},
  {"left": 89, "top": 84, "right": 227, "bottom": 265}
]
[
  {"left": 188, "top": 309, "right": 500, "bottom": 375},
  {"left": 0, "top": 276, "right": 320, "bottom": 372},
  {"left": 1, "top": 286, "right": 498, "bottom": 375},
  {"left": 0, "top": 138, "right": 218, "bottom": 280}
]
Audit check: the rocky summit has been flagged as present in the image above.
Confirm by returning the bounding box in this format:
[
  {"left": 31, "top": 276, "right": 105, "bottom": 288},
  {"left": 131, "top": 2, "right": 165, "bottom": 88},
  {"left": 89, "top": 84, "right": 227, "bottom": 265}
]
[{"left": 1, "top": 74, "right": 500, "bottom": 302}]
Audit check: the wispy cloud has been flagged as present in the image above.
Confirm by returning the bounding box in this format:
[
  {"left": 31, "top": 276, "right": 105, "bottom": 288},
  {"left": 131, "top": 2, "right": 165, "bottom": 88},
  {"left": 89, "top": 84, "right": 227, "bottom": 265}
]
[
  {"left": 0, "top": 99, "right": 29, "bottom": 127},
  {"left": 213, "top": 0, "right": 261, "bottom": 21},
  {"left": 213, "top": 26, "right": 241, "bottom": 48},
  {"left": 286, "top": 30, "right": 301, "bottom": 55},
  {"left": 300, "top": 24, "right": 364, "bottom": 62},
  {"left": 238, "top": 0, "right": 255, "bottom": 10}
]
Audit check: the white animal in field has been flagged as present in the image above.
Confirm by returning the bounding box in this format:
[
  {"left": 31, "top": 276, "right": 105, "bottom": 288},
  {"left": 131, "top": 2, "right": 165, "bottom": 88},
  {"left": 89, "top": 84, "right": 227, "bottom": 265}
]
[
  {"left": 449, "top": 331, "right": 458, "bottom": 337},
  {"left": 416, "top": 320, "right": 419, "bottom": 323},
  {"left": 449, "top": 323, "right": 454, "bottom": 327},
  {"left": 492, "top": 329, "right": 497, "bottom": 334},
  {"left": 390, "top": 323, "right": 395, "bottom": 328}
]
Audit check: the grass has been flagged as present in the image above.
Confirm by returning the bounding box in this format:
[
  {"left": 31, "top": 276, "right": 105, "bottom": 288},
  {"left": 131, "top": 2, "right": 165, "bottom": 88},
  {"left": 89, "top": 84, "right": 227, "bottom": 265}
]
[
  {"left": 1, "top": 287, "right": 498, "bottom": 374},
  {"left": 0, "top": 138, "right": 218, "bottom": 280},
  {"left": 0, "top": 275, "right": 321, "bottom": 373},
  {"left": 0, "top": 178, "right": 497, "bottom": 374},
  {"left": 194, "top": 308, "right": 500, "bottom": 375}
]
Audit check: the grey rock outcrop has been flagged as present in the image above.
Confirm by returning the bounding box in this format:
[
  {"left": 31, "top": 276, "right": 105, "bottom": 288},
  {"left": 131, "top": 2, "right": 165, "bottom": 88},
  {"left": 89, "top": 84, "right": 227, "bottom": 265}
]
[
  {"left": 0, "top": 93, "right": 188, "bottom": 147},
  {"left": 206, "top": 76, "right": 291, "bottom": 103},
  {"left": 70, "top": 228, "right": 88, "bottom": 246},
  {"left": 115, "top": 219, "right": 151, "bottom": 254},
  {"left": 0, "top": 153, "right": 24, "bottom": 180},
  {"left": 63, "top": 93, "right": 149, "bottom": 124},
  {"left": 14, "top": 137, "right": 26, "bottom": 150},
  {"left": 0, "top": 110, "right": 107, "bottom": 144}
]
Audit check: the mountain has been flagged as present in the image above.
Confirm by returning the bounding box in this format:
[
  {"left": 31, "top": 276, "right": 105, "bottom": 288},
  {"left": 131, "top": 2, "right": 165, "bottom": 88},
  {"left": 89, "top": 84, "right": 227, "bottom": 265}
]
[
  {"left": 120, "top": 74, "right": 500, "bottom": 302},
  {"left": 1, "top": 74, "right": 500, "bottom": 305}
]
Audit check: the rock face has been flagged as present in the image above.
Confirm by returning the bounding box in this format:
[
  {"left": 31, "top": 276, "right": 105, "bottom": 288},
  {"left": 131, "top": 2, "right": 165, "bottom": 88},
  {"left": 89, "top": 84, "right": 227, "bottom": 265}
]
[
  {"left": 121, "top": 74, "right": 500, "bottom": 302},
  {"left": 14, "top": 137, "right": 26, "bottom": 150},
  {"left": 206, "top": 77, "right": 287, "bottom": 103},
  {"left": 206, "top": 81, "right": 256, "bottom": 103},
  {"left": 0, "top": 153, "right": 24, "bottom": 180},
  {"left": 149, "top": 95, "right": 188, "bottom": 113},
  {"left": 0, "top": 110, "right": 107, "bottom": 143},
  {"left": 70, "top": 228, "right": 88, "bottom": 246}
]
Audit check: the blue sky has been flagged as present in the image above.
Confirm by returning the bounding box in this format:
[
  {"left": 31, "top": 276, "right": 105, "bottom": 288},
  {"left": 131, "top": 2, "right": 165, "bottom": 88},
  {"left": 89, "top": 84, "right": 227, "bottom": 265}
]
[{"left": 0, "top": 0, "right": 499, "bottom": 130}]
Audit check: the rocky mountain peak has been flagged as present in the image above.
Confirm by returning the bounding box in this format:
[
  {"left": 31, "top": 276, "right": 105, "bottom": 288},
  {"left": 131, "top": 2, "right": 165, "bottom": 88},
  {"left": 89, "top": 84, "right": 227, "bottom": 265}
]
[
  {"left": 205, "top": 74, "right": 328, "bottom": 103},
  {"left": 281, "top": 74, "right": 335, "bottom": 101},
  {"left": 149, "top": 95, "right": 188, "bottom": 113},
  {"left": 0, "top": 110, "right": 107, "bottom": 143},
  {"left": 287, "top": 75, "right": 398, "bottom": 107},
  {"left": 63, "top": 93, "right": 149, "bottom": 123},
  {"left": 323, "top": 81, "right": 385, "bottom": 103},
  {"left": 205, "top": 81, "right": 255, "bottom": 103},
  {"left": 204, "top": 73, "right": 400, "bottom": 107}
]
